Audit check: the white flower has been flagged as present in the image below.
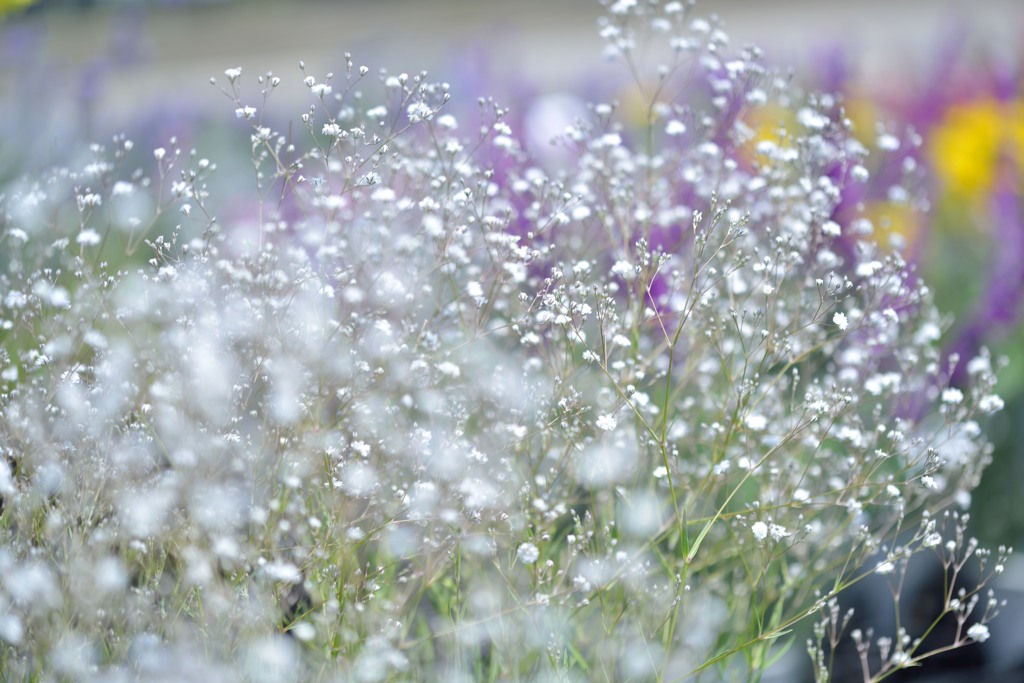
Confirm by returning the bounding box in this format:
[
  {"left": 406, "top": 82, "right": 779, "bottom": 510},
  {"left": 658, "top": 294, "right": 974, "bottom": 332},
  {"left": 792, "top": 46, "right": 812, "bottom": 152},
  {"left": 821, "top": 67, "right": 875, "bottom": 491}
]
[
  {"left": 611, "top": 260, "right": 636, "bottom": 280},
  {"left": 877, "top": 133, "right": 900, "bottom": 151},
  {"left": 941, "top": 388, "right": 964, "bottom": 405},
  {"left": 890, "top": 650, "right": 911, "bottom": 667},
  {"left": 874, "top": 559, "right": 895, "bottom": 575},
  {"left": 264, "top": 560, "right": 301, "bottom": 584},
  {"left": 665, "top": 120, "right": 687, "bottom": 136},
  {"left": 744, "top": 414, "right": 767, "bottom": 431},
  {"left": 291, "top": 622, "right": 316, "bottom": 642},
  {"left": 751, "top": 521, "right": 768, "bottom": 541},
  {"left": 516, "top": 542, "right": 540, "bottom": 565},
  {"left": 833, "top": 311, "right": 848, "bottom": 331},
  {"left": 967, "top": 623, "right": 990, "bottom": 643},
  {"left": 596, "top": 414, "right": 617, "bottom": 431},
  {"left": 76, "top": 229, "right": 101, "bottom": 246},
  {"left": 112, "top": 181, "right": 134, "bottom": 196},
  {"left": 979, "top": 394, "right": 1004, "bottom": 413},
  {"left": 821, "top": 220, "right": 841, "bottom": 237},
  {"left": 612, "top": 334, "right": 631, "bottom": 347},
  {"left": 967, "top": 356, "right": 992, "bottom": 375},
  {"left": 407, "top": 102, "right": 433, "bottom": 122},
  {"left": 436, "top": 361, "right": 460, "bottom": 378},
  {"left": 235, "top": 106, "right": 257, "bottom": 120}
]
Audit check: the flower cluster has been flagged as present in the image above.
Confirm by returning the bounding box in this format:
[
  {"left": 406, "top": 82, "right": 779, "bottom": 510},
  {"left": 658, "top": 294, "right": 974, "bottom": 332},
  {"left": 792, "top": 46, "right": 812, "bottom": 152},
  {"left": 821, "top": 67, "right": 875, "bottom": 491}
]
[{"left": 0, "top": 2, "right": 1008, "bottom": 681}]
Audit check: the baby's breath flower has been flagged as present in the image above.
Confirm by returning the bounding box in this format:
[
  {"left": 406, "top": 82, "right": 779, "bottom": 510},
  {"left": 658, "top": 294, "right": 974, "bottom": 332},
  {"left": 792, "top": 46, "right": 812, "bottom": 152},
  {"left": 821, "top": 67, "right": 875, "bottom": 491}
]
[
  {"left": 967, "top": 623, "right": 990, "bottom": 643},
  {"left": 0, "top": 7, "right": 1009, "bottom": 682},
  {"left": 941, "top": 388, "right": 964, "bottom": 405},
  {"left": 874, "top": 559, "right": 895, "bottom": 575},
  {"left": 75, "top": 228, "right": 101, "bottom": 246},
  {"left": 665, "top": 119, "right": 687, "bottom": 136},
  {"left": 517, "top": 542, "right": 540, "bottom": 565},
  {"left": 979, "top": 394, "right": 1004, "bottom": 413},
  {"left": 744, "top": 413, "right": 767, "bottom": 431}
]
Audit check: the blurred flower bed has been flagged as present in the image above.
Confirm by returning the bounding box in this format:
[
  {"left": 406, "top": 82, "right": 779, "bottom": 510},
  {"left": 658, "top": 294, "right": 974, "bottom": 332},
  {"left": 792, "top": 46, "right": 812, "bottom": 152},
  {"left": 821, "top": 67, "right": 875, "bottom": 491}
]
[{"left": 808, "top": 41, "right": 1024, "bottom": 545}]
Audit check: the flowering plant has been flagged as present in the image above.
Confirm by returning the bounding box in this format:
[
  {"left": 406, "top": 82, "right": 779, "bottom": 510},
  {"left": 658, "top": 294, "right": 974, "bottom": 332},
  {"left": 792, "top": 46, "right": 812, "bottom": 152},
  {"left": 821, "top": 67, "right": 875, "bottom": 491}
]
[{"left": 0, "top": 1, "right": 1009, "bottom": 681}]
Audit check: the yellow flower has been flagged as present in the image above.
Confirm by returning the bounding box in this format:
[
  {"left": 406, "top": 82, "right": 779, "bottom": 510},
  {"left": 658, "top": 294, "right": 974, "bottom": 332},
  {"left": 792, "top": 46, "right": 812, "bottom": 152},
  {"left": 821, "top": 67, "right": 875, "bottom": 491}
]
[
  {"left": 929, "top": 99, "right": 1024, "bottom": 202},
  {"left": 0, "top": 0, "right": 35, "bottom": 18}
]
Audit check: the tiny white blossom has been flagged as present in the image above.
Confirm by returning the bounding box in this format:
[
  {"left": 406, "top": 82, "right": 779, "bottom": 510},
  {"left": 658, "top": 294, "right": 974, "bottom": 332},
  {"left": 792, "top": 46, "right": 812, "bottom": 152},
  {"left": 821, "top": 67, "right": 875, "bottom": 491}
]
[
  {"left": 979, "top": 394, "right": 1004, "bottom": 413},
  {"left": 596, "top": 414, "right": 617, "bottom": 431},
  {"left": 967, "top": 356, "right": 992, "bottom": 375},
  {"left": 291, "top": 622, "right": 316, "bottom": 642},
  {"left": 967, "top": 623, "right": 990, "bottom": 643},
  {"left": 407, "top": 102, "right": 433, "bottom": 122},
  {"left": 744, "top": 414, "right": 767, "bottom": 431},
  {"left": 665, "top": 120, "right": 687, "bottom": 136},
  {"left": 436, "top": 361, "right": 461, "bottom": 378},
  {"left": 612, "top": 334, "right": 631, "bottom": 347},
  {"left": 264, "top": 560, "right": 301, "bottom": 584},
  {"left": 76, "top": 228, "right": 101, "bottom": 246},
  {"left": 112, "top": 180, "right": 134, "bottom": 196},
  {"left": 877, "top": 133, "right": 900, "bottom": 151},
  {"left": 833, "top": 311, "right": 849, "bottom": 330},
  {"left": 941, "top": 388, "right": 964, "bottom": 405},
  {"left": 821, "top": 220, "right": 841, "bottom": 237},
  {"left": 751, "top": 521, "right": 768, "bottom": 541},
  {"left": 890, "top": 651, "right": 911, "bottom": 667},
  {"left": 611, "top": 260, "right": 636, "bottom": 280},
  {"left": 311, "top": 83, "right": 332, "bottom": 98},
  {"left": 517, "top": 542, "right": 540, "bottom": 565}
]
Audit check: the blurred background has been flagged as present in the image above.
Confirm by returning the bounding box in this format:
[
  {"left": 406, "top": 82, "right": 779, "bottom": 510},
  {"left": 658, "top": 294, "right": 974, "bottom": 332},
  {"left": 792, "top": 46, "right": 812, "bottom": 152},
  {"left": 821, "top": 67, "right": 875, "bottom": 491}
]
[{"left": 4, "top": 0, "right": 1024, "bottom": 677}]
